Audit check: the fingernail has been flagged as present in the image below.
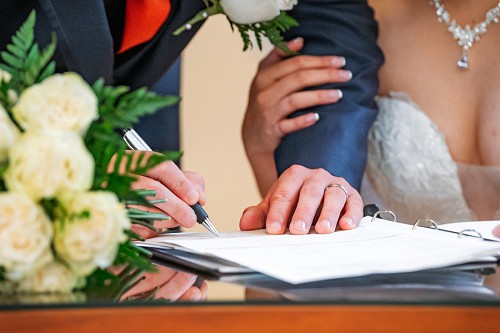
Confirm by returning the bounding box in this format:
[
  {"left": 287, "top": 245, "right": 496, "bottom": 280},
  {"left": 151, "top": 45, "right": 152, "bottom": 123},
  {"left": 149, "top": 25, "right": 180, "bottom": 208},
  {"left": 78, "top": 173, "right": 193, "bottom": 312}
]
[
  {"left": 343, "top": 217, "right": 356, "bottom": 229},
  {"left": 291, "top": 37, "right": 303, "bottom": 44},
  {"left": 292, "top": 220, "right": 307, "bottom": 231},
  {"left": 318, "top": 219, "right": 333, "bottom": 230},
  {"left": 340, "top": 70, "right": 352, "bottom": 80},
  {"left": 269, "top": 222, "right": 282, "bottom": 233},
  {"left": 333, "top": 56, "right": 346, "bottom": 67},
  {"left": 305, "top": 113, "right": 320, "bottom": 123},
  {"left": 186, "top": 189, "right": 198, "bottom": 204},
  {"left": 328, "top": 90, "right": 342, "bottom": 101}
]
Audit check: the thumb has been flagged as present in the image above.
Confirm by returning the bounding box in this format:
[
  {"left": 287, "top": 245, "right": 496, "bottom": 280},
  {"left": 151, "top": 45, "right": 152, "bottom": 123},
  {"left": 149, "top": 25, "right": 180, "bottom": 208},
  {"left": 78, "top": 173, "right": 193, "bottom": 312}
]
[
  {"left": 259, "top": 37, "right": 304, "bottom": 68},
  {"left": 239, "top": 205, "right": 267, "bottom": 231}
]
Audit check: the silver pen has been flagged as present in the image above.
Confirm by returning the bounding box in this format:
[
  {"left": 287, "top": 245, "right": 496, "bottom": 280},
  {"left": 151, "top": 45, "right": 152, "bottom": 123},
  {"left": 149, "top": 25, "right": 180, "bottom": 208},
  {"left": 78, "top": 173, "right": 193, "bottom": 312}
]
[{"left": 123, "top": 127, "right": 220, "bottom": 237}]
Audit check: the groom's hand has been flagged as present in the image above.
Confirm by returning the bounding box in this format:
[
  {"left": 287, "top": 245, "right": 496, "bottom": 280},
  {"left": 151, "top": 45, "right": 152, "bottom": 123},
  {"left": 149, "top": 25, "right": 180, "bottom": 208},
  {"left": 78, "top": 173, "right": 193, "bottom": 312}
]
[
  {"left": 130, "top": 160, "right": 206, "bottom": 234},
  {"left": 111, "top": 152, "right": 206, "bottom": 238},
  {"left": 240, "top": 165, "right": 363, "bottom": 234}
]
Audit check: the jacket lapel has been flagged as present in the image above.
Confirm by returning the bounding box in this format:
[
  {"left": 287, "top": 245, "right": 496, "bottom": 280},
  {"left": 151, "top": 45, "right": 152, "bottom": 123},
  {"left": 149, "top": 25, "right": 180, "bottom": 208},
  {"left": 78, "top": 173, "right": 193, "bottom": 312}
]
[
  {"left": 37, "top": 0, "right": 114, "bottom": 84},
  {"left": 113, "top": 0, "right": 206, "bottom": 88}
]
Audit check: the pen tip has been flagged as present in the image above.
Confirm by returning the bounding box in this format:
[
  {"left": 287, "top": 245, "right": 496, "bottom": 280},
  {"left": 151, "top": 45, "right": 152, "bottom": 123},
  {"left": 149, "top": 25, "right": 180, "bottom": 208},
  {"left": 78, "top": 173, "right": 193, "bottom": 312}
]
[{"left": 202, "top": 218, "right": 220, "bottom": 237}]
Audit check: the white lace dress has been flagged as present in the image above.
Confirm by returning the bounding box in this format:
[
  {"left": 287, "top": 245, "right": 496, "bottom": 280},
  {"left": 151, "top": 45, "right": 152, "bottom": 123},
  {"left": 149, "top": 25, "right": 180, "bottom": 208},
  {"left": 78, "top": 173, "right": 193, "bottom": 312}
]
[{"left": 361, "top": 92, "right": 500, "bottom": 224}]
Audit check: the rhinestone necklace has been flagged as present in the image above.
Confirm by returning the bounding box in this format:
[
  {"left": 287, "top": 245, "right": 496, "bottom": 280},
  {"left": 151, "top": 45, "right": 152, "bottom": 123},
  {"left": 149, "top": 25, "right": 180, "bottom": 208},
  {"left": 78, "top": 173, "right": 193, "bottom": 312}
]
[{"left": 430, "top": 0, "right": 500, "bottom": 70}]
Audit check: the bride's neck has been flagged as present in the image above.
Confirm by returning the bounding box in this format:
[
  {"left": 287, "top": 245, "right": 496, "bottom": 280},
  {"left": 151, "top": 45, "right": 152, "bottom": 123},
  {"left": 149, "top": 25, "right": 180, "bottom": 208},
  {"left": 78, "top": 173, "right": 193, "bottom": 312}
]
[{"left": 371, "top": 0, "right": 500, "bottom": 167}]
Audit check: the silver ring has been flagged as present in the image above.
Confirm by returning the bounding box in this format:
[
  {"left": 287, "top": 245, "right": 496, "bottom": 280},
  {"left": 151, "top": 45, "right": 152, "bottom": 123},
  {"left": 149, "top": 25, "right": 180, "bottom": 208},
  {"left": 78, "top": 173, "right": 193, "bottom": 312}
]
[{"left": 325, "top": 183, "right": 348, "bottom": 201}]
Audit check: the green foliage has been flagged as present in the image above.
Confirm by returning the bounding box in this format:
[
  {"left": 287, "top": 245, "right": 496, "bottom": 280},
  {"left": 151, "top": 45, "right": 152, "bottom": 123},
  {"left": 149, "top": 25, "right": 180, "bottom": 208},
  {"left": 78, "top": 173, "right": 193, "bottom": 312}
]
[
  {"left": 0, "top": 11, "right": 56, "bottom": 97},
  {"left": 39, "top": 198, "right": 58, "bottom": 221},
  {"left": 0, "top": 10, "right": 183, "bottom": 298},
  {"left": 174, "top": 2, "right": 299, "bottom": 55},
  {"left": 87, "top": 79, "right": 180, "bottom": 193},
  {"left": 232, "top": 12, "right": 299, "bottom": 54},
  {"left": 0, "top": 80, "right": 12, "bottom": 111},
  {"left": 81, "top": 64, "right": 183, "bottom": 295},
  {"left": 84, "top": 244, "right": 157, "bottom": 301},
  {"left": 0, "top": 161, "right": 7, "bottom": 192}
]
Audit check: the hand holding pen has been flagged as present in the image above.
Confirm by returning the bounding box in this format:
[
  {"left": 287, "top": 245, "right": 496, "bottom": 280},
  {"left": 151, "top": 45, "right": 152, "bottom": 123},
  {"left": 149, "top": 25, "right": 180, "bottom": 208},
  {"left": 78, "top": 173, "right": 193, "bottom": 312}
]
[{"left": 123, "top": 128, "right": 219, "bottom": 237}]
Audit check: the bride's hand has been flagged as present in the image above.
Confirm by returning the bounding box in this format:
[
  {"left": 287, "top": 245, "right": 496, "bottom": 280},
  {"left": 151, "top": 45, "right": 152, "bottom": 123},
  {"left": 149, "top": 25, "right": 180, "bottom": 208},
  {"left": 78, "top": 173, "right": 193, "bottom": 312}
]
[{"left": 242, "top": 37, "right": 351, "bottom": 195}]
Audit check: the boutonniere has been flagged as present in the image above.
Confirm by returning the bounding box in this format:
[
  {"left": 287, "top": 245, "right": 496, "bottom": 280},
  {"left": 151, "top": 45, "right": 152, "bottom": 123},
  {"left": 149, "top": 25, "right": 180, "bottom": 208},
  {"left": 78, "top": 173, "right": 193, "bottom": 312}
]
[{"left": 174, "top": 0, "right": 299, "bottom": 54}]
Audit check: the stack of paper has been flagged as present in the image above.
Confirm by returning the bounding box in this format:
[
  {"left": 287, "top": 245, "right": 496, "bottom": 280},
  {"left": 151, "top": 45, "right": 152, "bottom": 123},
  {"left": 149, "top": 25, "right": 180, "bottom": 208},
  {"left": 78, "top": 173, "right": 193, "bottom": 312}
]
[{"left": 137, "top": 217, "right": 500, "bottom": 284}]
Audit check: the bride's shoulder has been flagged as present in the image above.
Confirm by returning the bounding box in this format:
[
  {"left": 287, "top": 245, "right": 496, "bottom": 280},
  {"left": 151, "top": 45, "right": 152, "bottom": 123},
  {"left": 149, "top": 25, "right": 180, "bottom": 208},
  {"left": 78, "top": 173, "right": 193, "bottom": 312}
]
[{"left": 369, "top": 0, "right": 424, "bottom": 24}]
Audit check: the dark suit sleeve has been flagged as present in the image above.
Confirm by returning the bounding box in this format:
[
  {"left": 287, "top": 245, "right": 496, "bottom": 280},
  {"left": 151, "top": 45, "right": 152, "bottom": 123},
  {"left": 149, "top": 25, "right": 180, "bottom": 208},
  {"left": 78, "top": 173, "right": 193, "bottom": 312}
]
[{"left": 274, "top": 0, "right": 383, "bottom": 190}]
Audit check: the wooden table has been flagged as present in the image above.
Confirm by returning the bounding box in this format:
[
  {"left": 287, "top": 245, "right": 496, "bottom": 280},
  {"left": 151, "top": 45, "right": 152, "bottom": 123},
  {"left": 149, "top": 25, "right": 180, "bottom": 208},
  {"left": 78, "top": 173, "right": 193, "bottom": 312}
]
[
  {"left": 2, "top": 303, "right": 500, "bottom": 333},
  {"left": 2, "top": 267, "right": 500, "bottom": 333}
]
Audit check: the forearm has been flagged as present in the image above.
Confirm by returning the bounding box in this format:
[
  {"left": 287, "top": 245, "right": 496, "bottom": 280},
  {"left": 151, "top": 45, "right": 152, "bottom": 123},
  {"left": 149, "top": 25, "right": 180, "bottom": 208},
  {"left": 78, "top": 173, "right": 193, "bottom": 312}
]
[{"left": 246, "top": 151, "right": 278, "bottom": 197}]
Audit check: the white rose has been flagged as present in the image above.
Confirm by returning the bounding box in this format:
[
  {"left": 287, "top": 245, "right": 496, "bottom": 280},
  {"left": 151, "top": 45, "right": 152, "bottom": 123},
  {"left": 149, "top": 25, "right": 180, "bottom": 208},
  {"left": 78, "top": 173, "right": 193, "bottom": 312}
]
[
  {"left": 17, "top": 260, "right": 82, "bottom": 293},
  {"left": 4, "top": 131, "right": 94, "bottom": 201},
  {"left": 275, "top": 0, "right": 298, "bottom": 10},
  {"left": 12, "top": 72, "right": 98, "bottom": 135},
  {"left": 0, "top": 193, "right": 53, "bottom": 281},
  {"left": 54, "top": 191, "right": 130, "bottom": 276},
  {"left": 0, "top": 69, "right": 11, "bottom": 83},
  {"left": 220, "top": 0, "right": 281, "bottom": 24},
  {"left": 0, "top": 104, "right": 19, "bottom": 162}
]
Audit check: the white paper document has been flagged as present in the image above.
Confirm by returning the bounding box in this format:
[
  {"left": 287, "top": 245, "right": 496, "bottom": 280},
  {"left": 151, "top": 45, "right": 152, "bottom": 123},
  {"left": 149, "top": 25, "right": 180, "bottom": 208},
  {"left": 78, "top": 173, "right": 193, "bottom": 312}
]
[
  {"left": 437, "top": 220, "right": 500, "bottom": 241},
  {"left": 141, "top": 217, "right": 500, "bottom": 284}
]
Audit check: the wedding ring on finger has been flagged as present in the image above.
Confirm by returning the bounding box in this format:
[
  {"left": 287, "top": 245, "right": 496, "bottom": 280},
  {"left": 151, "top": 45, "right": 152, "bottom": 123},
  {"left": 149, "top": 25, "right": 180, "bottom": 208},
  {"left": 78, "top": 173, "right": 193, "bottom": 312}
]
[{"left": 325, "top": 183, "right": 349, "bottom": 202}]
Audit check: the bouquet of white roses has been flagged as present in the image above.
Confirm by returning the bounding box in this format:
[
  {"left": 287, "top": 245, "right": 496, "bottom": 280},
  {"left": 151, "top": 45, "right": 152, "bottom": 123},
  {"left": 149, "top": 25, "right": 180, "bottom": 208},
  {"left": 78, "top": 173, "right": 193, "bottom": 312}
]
[
  {"left": 0, "top": 12, "right": 178, "bottom": 297},
  {"left": 175, "top": 0, "right": 299, "bottom": 53}
]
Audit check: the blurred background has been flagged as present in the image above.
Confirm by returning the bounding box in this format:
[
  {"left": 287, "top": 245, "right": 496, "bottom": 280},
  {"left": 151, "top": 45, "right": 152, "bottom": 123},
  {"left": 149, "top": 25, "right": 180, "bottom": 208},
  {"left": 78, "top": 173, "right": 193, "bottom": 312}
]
[{"left": 181, "top": 15, "right": 270, "bottom": 233}]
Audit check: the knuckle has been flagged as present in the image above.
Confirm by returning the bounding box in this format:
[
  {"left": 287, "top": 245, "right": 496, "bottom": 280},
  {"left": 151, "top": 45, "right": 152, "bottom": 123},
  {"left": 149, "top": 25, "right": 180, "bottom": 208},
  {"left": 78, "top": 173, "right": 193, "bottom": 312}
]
[
  {"left": 312, "top": 167, "right": 330, "bottom": 178},
  {"left": 285, "top": 95, "right": 300, "bottom": 110},
  {"left": 294, "top": 207, "right": 315, "bottom": 219},
  {"left": 254, "top": 91, "right": 269, "bottom": 108},
  {"left": 322, "top": 57, "right": 334, "bottom": 67},
  {"left": 329, "top": 68, "right": 339, "bottom": 76},
  {"left": 292, "top": 56, "right": 307, "bottom": 69},
  {"left": 171, "top": 204, "right": 190, "bottom": 223},
  {"left": 155, "top": 160, "right": 173, "bottom": 175},
  {"left": 253, "top": 74, "right": 264, "bottom": 89},
  {"left": 294, "top": 116, "right": 306, "bottom": 127},
  {"left": 189, "top": 171, "right": 204, "bottom": 186},
  {"left": 176, "top": 177, "right": 189, "bottom": 190},
  {"left": 286, "top": 164, "right": 306, "bottom": 177},
  {"left": 302, "top": 185, "right": 324, "bottom": 199},
  {"left": 334, "top": 176, "right": 347, "bottom": 185},
  {"left": 270, "top": 189, "right": 293, "bottom": 203},
  {"left": 295, "top": 71, "right": 310, "bottom": 85},
  {"left": 270, "top": 124, "right": 283, "bottom": 138}
]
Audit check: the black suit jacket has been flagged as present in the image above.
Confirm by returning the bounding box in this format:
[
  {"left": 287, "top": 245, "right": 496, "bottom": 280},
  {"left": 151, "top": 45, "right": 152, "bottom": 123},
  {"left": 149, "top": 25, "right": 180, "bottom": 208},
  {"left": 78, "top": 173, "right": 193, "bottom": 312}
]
[
  {"left": 0, "top": 0, "right": 205, "bottom": 88},
  {"left": 276, "top": 0, "right": 383, "bottom": 190},
  {"left": 0, "top": 0, "right": 383, "bottom": 191}
]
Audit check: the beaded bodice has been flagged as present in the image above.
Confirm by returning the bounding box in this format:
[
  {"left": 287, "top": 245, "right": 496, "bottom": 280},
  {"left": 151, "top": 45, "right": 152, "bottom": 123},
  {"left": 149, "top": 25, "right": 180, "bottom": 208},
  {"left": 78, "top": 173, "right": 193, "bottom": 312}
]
[{"left": 361, "top": 92, "right": 500, "bottom": 224}]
